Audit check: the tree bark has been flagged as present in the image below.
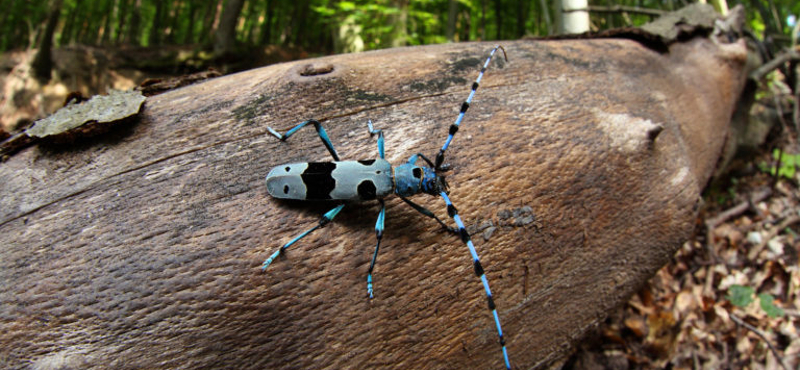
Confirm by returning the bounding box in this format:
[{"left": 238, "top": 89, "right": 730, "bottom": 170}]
[{"left": 0, "top": 38, "right": 748, "bottom": 369}]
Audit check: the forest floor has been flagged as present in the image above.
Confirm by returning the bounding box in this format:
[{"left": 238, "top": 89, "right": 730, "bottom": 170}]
[
  {"left": 0, "top": 45, "right": 308, "bottom": 132},
  {"left": 567, "top": 147, "right": 800, "bottom": 369}
]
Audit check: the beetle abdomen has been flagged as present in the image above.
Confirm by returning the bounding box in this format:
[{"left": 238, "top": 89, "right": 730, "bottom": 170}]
[{"left": 266, "top": 159, "right": 393, "bottom": 201}]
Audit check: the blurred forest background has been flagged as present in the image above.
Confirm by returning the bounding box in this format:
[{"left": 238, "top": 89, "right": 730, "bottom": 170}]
[
  {"left": 0, "top": 0, "right": 799, "bottom": 131},
  {"left": 2, "top": 0, "right": 799, "bottom": 55},
  {"left": 3, "top": 0, "right": 800, "bottom": 368}
]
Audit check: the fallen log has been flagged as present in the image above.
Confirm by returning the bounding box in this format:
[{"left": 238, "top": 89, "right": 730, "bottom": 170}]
[{"left": 0, "top": 33, "right": 747, "bottom": 370}]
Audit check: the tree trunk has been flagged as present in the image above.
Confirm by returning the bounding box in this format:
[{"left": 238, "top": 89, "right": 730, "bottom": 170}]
[
  {"left": 538, "top": 0, "right": 553, "bottom": 35},
  {"left": 390, "top": 0, "right": 408, "bottom": 47},
  {"left": 165, "top": 0, "right": 182, "bottom": 45},
  {"left": 74, "top": 0, "right": 91, "bottom": 44},
  {"left": 126, "top": 0, "right": 142, "bottom": 45},
  {"left": 201, "top": 0, "right": 222, "bottom": 45},
  {"left": 292, "top": 0, "right": 310, "bottom": 47},
  {"left": 214, "top": 0, "right": 245, "bottom": 55},
  {"left": 259, "top": 0, "right": 274, "bottom": 45},
  {"left": 61, "top": 0, "right": 78, "bottom": 45},
  {"left": 446, "top": 0, "right": 458, "bottom": 42},
  {"left": 479, "top": 0, "right": 486, "bottom": 39},
  {"left": 31, "top": 0, "right": 63, "bottom": 82},
  {"left": 87, "top": 1, "right": 104, "bottom": 45},
  {"left": 245, "top": 1, "right": 259, "bottom": 45},
  {"left": 0, "top": 36, "right": 748, "bottom": 369},
  {"left": 516, "top": 0, "right": 528, "bottom": 37},
  {"left": 183, "top": 0, "right": 197, "bottom": 44},
  {"left": 460, "top": 8, "right": 471, "bottom": 41},
  {"left": 0, "top": 0, "right": 10, "bottom": 50},
  {"left": 100, "top": 0, "right": 115, "bottom": 45},
  {"left": 561, "top": 0, "right": 590, "bottom": 34},
  {"left": 114, "top": 0, "right": 129, "bottom": 44},
  {"left": 494, "top": 0, "right": 503, "bottom": 39},
  {"left": 149, "top": 0, "right": 165, "bottom": 46}
]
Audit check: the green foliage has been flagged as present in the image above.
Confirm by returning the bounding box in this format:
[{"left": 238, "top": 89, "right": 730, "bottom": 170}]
[
  {"left": 703, "top": 177, "right": 740, "bottom": 206},
  {"left": 748, "top": 10, "right": 767, "bottom": 36},
  {"left": 726, "top": 285, "right": 785, "bottom": 318},
  {"left": 0, "top": 0, "right": 539, "bottom": 52},
  {"left": 2, "top": 0, "right": 799, "bottom": 56},
  {"left": 773, "top": 149, "right": 799, "bottom": 179},
  {"left": 758, "top": 293, "right": 785, "bottom": 318},
  {"left": 759, "top": 149, "right": 800, "bottom": 179},
  {"left": 312, "top": 0, "right": 445, "bottom": 51},
  {"left": 727, "top": 285, "right": 755, "bottom": 307}
]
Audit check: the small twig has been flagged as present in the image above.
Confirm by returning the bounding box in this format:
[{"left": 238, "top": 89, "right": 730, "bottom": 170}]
[
  {"left": 703, "top": 265, "right": 716, "bottom": 296},
  {"left": 730, "top": 313, "right": 790, "bottom": 370},
  {"left": 748, "top": 214, "right": 800, "bottom": 260},
  {"left": 704, "top": 188, "right": 772, "bottom": 262},
  {"left": 750, "top": 49, "right": 800, "bottom": 81},
  {"left": 793, "top": 48, "right": 799, "bottom": 133},
  {"left": 773, "top": 92, "right": 790, "bottom": 134},
  {"left": 706, "top": 188, "right": 772, "bottom": 227},
  {"left": 793, "top": 83, "right": 799, "bottom": 134},
  {"left": 771, "top": 147, "right": 783, "bottom": 190},
  {"left": 722, "top": 339, "right": 730, "bottom": 369}
]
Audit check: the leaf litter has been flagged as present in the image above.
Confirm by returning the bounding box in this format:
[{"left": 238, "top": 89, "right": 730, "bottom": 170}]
[{"left": 567, "top": 150, "right": 800, "bottom": 370}]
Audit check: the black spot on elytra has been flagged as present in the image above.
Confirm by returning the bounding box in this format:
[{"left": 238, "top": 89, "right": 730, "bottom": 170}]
[
  {"left": 412, "top": 168, "right": 422, "bottom": 178},
  {"left": 357, "top": 180, "right": 377, "bottom": 200},
  {"left": 358, "top": 159, "right": 376, "bottom": 165},
  {"left": 283, "top": 185, "right": 289, "bottom": 194},
  {"left": 301, "top": 162, "right": 336, "bottom": 200}
]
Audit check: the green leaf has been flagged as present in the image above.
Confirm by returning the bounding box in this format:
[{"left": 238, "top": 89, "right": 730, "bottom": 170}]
[
  {"left": 779, "top": 165, "right": 795, "bottom": 178},
  {"left": 311, "top": 5, "right": 336, "bottom": 17},
  {"left": 767, "top": 149, "right": 799, "bottom": 179},
  {"left": 784, "top": 153, "right": 798, "bottom": 166},
  {"left": 727, "top": 285, "right": 755, "bottom": 307},
  {"left": 338, "top": 1, "right": 356, "bottom": 12},
  {"left": 758, "top": 293, "right": 785, "bottom": 318}
]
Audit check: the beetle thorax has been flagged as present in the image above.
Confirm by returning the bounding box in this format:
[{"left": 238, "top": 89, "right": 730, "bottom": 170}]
[{"left": 394, "top": 163, "right": 448, "bottom": 197}]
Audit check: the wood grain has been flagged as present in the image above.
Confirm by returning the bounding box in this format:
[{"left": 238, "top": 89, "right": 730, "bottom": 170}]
[{"left": 0, "top": 38, "right": 747, "bottom": 369}]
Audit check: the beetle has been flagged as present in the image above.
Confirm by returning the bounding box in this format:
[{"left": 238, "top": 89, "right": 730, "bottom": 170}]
[{"left": 262, "top": 45, "right": 511, "bottom": 369}]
